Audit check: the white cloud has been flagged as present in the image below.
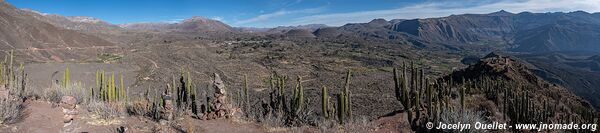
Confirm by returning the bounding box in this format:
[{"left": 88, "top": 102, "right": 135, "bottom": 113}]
[
  {"left": 211, "top": 16, "right": 224, "bottom": 22},
  {"left": 289, "top": 0, "right": 600, "bottom": 26},
  {"left": 234, "top": 7, "right": 323, "bottom": 25}
]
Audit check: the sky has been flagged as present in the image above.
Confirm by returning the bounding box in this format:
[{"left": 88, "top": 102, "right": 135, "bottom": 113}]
[{"left": 6, "top": 0, "right": 600, "bottom": 28}]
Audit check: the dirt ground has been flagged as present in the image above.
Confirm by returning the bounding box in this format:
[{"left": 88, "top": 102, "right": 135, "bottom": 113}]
[{"left": 1, "top": 100, "right": 268, "bottom": 133}]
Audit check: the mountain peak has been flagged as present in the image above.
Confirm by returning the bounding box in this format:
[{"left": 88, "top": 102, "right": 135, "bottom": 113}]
[
  {"left": 183, "top": 16, "right": 211, "bottom": 22},
  {"left": 488, "top": 10, "right": 514, "bottom": 16},
  {"left": 368, "top": 18, "right": 389, "bottom": 26}
]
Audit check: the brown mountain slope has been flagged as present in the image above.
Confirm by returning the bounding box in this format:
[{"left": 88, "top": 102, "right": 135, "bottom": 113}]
[
  {"left": 0, "top": 1, "right": 116, "bottom": 62},
  {"left": 20, "top": 9, "right": 124, "bottom": 34},
  {"left": 444, "top": 53, "right": 597, "bottom": 124}
]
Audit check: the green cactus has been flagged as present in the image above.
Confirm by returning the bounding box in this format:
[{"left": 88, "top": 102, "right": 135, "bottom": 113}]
[
  {"left": 394, "top": 68, "right": 400, "bottom": 100},
  {"left": 243, "top": 74, "right": 249, "bottom": 114},
  {"left": 110, "top": 73, "right": 115, "bottom": 102},
  {"left": 120, "top": 74, "right": 125, "bottom": 100},
  {"left": 415, "top": 90, "right": 421, "bottom": 121},
  {"left": 95, "top": 70, "right": 99, "bottom": 97},
  {"left": 8, "top": 50, "right": 13, "bottom": 87},
  {"left": 426, "top": 78, "right": 432, "bottom": 120},
  {"left": 101, "top": 70, "right": 106, "bottom": 101},
  {"left": 186, "top": 70, "right": 191, "bottom": 104},
  {"left": 291, "top": 76, "right": 304, "bottom": 114},
  {"left": 344, "top": 69, "right": 352, "bottom": 120},
  {"left": 460, "top": 87, "right": 465, "bottom": 111},
  {"left": 337, "top": 93, "right": 346, "bottom": 124},
  {"left": 64, "top": 64, "right": 70, "bottom": 89},
  {"left": 322, "top": 86, "right": 329, "bottom": 119}
]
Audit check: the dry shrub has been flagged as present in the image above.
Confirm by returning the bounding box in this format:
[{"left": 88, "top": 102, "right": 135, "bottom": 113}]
[
  {"left": 0, "top": 99, "right": 25, "bottom": 124},
  {"left": 344, "top": 116, "right": 373, "bottom": 133},
  {"left": 41, "top": 82, "right": 92, "bottom": 104},
  {"left": 439, "top": 108, "right": 488, "bottom": 133},
  {"left": 126, "top": 98, "right": 151, "bottom": 116},
  {"left": 88, "top": 100, "right": 126, "bottom": 121}
]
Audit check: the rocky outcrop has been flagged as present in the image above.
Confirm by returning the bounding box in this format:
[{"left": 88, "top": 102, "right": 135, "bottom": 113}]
[
  {"left": 60, "top": 96, "right": 78, "bottom": 124},
  {"left": 200, "top": 73, "right": 232, "bottom": 120}
]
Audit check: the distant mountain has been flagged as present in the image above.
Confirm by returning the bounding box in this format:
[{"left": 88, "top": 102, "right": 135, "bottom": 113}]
[
  {"left": 390, "top": 11, "right": 516, "bottom": 44},
  {"left": 118, "top": 22, "right": 171, "bottom": 31},
  {"left": 266, "top": 24, "right": 328, "bottom": 33},
  {"left": 388, "top": 10, "right": 600, "bottom": 53},
  {"left": 120, "top": 16, "right": 234, "bottom": 32},
  {"left": 21, "top": 9, "right": 123, "bottom": 34},
  {"left": 516, "top": 51, "right": 600, "bottom": 109},
  {"left": 0, "top": 1, "right": 115, "bottom": 61},
  {"left": 235, "top": 27, "right": 271, "bottom": 33},
  {"left": 284, "top": 29, "right": 316, "bottom": 38}
]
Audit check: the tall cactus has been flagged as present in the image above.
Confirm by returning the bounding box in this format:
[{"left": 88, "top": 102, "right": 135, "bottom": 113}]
[
  {"left": 101, "top": 70, "right": 105, "bottom": 101},
  {"left": 393, "top": 68, "right": 402, "bottom": 103},
  {"left": 344, "top": 69, "right": 352, "bottom": 120},
  {"left": 243, "top": 74, "right": 249, "bottom": 116},
  {"left": 291, "top": 76, "right": 304, "bottom": 114},
  {"left": 186, "top": 70, "right": 192, "bottom": 106},
  {"left": 64, "top": 64, "right": 70, "bottom": 89},
  {"left": 120, "top": 74, "right": 125, "bottom": 100},
  {"left": 460, "top": 87, "right": 465, "bottom": 111},
  {"left": 415, "top": 90, "right": 421, "bottom": 121},
  {"left": 322, "top": 86, "right": 329, "bottom": 119},
  {"left": 337, "top": 93, "right": 346, "bottom": 124},
  {"left": 95, "top": 70, "right": 99, "bottom": 98},
  {"left": 426, "top": 78, "right": 432, "bottom": 121},
  {"left": 8, "top": 50, "right": 13, "bottom": 88}
]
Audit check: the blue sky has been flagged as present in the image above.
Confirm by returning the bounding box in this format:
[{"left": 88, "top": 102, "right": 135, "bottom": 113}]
[{"left": 6, "top": 0, "right": 600, "bottom": 27}]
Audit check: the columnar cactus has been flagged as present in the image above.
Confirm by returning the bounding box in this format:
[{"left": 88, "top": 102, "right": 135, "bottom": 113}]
[
  {"left": 460, "top": 87, "right": 465, "bottom": 111},
  {"left": 120, "top": 74, "right": 125, "bottom": 100},
  {"left": 243, "top": 74, "right": 249, "bottom": 115},
  {"left": 64, "top": 65, "right": 70, "bottom": 89},
  {"left": 322, "top": 86, "right": 329, "bottom": 119},
  {"left": 337, "top": 93, "right": 346, "bottom": 124},
  {"left": 291, "top": 76, "right": 304, "bottom": 114}
]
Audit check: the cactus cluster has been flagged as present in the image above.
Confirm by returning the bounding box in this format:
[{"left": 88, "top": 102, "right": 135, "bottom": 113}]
[
  {"left": 318, "top": 70, "right": 353, "bottom": 124},
  {"left": 0, "top": 50, "right": 28, "bottom": 98},
  {"left": 393, "top": 62, "right": 451, "bottom": 130},
  {"left": 171, "top": 68, "right": 198, "bottom": 115},
  {"left": 267, "top": 74, "right": 288, "bottom": 116},
  {"left": 93, "top": 70, "right": 126, "bottom": 102},
  {"left": 290, "top": 76, "right": 304, "bottom": 116},
  {"left": 337, "top": 70, "right": 353, "bottom": 124}
]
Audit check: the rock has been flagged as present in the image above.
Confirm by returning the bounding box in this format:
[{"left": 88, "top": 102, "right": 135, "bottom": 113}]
[
  {"left": 213, "top": 73, "right": 226, "bottom": 94},
  {"left": 63, "top": 108, "right": 79, "bottom": 115},
  {"left": 60, "top": 96, "right": 79, "bottom": 124},
  {"left": 60, "top": 96, "right": 77, "bottom": 109},
  {"left": 63, "top": 115, "right": 74, "bottom": 123}
]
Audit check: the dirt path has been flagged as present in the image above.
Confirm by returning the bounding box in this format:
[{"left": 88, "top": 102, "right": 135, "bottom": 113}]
[
  {"left": 2, "top": 100, "right": 268, "bottom": 133},
  {"left": 12, "top": 101, "right": 64, "bottom": 133},
  {"left": 196, "top": 119, "right": 266, "bottom": 133}
]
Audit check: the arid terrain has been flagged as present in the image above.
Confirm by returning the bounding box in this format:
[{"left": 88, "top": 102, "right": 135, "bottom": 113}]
[{"left": 0, "top": 0, "right": 599, "bottom": 132}]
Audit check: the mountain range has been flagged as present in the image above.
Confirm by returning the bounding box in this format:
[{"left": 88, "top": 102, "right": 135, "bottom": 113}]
[{"left": 2, "top": 0, "right": 600, "bottom": 109}]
